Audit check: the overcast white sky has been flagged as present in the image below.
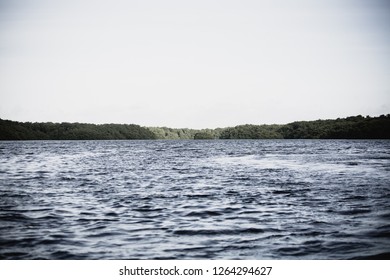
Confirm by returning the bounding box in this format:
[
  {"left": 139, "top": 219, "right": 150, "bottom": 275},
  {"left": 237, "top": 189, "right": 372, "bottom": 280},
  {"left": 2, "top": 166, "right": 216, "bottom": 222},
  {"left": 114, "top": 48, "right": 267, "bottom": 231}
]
[{"left": 0, "top": 0, "right": 389, "bottom": 128}]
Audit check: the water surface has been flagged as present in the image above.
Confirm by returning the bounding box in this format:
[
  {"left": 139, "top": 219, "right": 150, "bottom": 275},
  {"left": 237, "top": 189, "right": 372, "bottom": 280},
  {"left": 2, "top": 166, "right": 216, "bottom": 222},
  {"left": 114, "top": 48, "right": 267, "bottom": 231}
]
[{"left": 0, "top": 140, "right": 389, "bottom": 259}]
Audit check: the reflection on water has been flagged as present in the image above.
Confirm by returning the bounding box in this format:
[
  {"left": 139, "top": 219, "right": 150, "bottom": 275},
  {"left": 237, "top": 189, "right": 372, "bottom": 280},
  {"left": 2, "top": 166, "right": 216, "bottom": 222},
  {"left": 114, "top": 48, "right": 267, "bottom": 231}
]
[{"left": 0, "top": 140, "right": 389, "bottom": 259}]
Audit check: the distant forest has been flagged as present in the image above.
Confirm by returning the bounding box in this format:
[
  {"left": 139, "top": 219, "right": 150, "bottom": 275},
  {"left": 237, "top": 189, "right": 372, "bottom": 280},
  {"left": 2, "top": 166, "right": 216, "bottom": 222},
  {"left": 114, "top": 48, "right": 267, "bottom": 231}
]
[
  {"left": 0, "top": 120, "right": 156, "bottom": 140},
  {"left": 1, "top": 114, "right": 389, "bottom": 140}
]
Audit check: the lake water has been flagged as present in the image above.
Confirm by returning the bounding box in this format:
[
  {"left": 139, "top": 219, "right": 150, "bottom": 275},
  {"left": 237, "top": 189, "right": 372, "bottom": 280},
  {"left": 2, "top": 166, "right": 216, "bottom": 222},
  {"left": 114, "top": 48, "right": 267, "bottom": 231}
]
[{"left": 0, "top": 140, "right": 389, "bottom": 259}]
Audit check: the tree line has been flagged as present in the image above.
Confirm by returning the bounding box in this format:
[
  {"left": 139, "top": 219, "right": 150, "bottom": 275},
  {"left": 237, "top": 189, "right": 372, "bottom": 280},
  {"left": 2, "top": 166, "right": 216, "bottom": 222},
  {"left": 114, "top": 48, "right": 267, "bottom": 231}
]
[
  {"left": 1, "top": 114, "right": 389, "bottom": 140},
  {"left": 220, "top": 115, "right": 390, "bottom": 139},
  {"left": 0, "top": 120, "right": 156, "bottom": 140},
  {"left": 147, "top": 127, "right": 224, "bottom": 140}
]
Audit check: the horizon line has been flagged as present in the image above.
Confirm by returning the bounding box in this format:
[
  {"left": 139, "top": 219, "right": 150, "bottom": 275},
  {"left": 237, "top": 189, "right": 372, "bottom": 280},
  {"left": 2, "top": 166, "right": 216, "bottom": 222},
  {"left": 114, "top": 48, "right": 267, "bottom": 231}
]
[{"left": 1, "top": 113, "right": 389, "bottom": 130}]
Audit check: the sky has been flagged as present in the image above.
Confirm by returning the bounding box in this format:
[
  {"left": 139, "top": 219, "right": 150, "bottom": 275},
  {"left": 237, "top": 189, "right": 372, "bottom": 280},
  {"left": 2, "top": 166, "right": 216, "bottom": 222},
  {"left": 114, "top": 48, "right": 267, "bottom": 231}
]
[{"left": 0, "top": 0, "right": 389, "bottom": 128}]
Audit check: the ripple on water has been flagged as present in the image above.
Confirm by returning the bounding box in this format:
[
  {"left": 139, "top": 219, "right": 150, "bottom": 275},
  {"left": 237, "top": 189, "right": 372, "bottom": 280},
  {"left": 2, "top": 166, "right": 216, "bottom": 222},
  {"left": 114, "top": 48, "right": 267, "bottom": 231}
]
[{"left": 0, "top": 140, "right": 389, "bottom": 259}]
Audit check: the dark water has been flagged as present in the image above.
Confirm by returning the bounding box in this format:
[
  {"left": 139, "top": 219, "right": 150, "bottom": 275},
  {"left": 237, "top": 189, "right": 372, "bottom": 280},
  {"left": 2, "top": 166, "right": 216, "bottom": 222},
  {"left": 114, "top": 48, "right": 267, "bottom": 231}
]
[{"left": 0, "top": 140, "right": 389, "bottom": 259}]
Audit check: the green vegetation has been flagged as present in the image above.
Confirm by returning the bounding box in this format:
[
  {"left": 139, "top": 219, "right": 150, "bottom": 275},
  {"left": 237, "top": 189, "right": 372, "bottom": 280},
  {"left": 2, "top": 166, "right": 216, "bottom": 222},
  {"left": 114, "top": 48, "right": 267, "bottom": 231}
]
[
  {"left": 194, "top": 131, "right": 215, "bottom": 140},
  {"left": 219, "top": 124, "right": 283, "bottom": 139},
  {"left": 279, "top": 115, "right": 390, "bottom": 139},
  {"left": 220, "top": 115, "right": 390, "bottom": 139},
  {"left": 1, "top": 114, "right": 389, "bottom": 140},
  {"left": 147, "top": 127, "right": 223, "bottom": 140},
  {"left": 0, "top": 120, "right": 156, "bottom": 140}
]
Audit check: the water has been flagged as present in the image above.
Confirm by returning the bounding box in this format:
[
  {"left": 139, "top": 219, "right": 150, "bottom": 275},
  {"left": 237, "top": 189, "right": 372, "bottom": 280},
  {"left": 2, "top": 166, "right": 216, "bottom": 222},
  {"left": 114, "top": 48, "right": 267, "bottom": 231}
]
[{"left": 0, "top": 140, "right": 389, "bottom": 259}]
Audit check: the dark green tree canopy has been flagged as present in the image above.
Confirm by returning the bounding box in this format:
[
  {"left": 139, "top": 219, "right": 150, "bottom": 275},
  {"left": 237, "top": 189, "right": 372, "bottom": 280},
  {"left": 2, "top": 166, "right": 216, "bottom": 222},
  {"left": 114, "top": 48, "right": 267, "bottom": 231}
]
[
  {"left": 0, "top": 119, "right": 156, "bottom": 140},
  {"left": 1, "top": 114, "right": 389, "bottom": 140}
]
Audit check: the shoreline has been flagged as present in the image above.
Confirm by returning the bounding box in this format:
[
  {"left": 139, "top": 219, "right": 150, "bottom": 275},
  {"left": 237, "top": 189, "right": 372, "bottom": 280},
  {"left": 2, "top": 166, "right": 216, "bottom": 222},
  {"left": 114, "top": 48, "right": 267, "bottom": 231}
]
[{"left": 1, "top": 114, "right": 390, "bottom": 140}]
